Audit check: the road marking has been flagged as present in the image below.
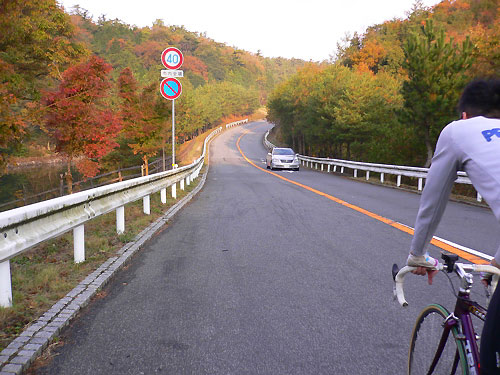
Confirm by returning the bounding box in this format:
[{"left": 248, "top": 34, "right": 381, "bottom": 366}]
[{"left": 236, "top": 131, "right": 491, "bottom": 265}]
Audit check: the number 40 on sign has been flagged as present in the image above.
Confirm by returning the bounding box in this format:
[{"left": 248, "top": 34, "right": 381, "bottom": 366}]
[{"left": 161, "top": 47, "right": 183, "bottom": 70}]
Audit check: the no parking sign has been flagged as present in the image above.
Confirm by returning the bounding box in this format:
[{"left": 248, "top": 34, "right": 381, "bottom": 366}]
[{"left": 160, "top": 78, "right": 182, "bottom": 101}]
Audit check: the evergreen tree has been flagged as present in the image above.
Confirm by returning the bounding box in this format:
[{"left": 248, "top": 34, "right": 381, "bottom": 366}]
[{"left": 402, "top": 20, "right": 473, "bottom": 166}]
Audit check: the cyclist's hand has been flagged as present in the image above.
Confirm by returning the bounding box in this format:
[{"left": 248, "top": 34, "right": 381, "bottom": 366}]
[
  {"left": 407, "top": 252, "right": 439, "bottom": 285},
  {"left": 492, "top": 258, "right": 500, "bottom": 269},
  {"left": 411, "top": 267, "right": 439, "bottom": 285},
  {"left": 481, "top": 259, "right": 500, "bottom": 287}
]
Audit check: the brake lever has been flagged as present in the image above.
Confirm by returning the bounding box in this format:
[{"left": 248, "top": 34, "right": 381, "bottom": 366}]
[{"left": 392, "top": 263, "right": 400, "bottom": 282}]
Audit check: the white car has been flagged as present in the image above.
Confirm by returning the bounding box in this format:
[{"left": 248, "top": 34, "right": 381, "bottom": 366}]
[{"left": 266, "top": 148, "right": 300, "bottom": 171}]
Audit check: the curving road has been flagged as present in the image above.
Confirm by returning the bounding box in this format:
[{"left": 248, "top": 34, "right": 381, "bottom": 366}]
[{"left": 34, "top": 121, "right": 499, "bottom": 374}]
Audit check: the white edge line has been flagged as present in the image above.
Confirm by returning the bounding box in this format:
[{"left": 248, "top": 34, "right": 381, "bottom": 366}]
[{"left": 396, "top": 222, "right": 493, "bottom": 261}]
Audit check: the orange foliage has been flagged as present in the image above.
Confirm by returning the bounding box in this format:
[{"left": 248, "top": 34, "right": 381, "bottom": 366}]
[
  {"left": 106, "top": 38, "right": 128, "bottom": 51},
  {"left": 434, "top": 0, "right": 470, "bottom": 15},
  {"left": 134, "top": 40, "right": 164, "bottom": 68},
  {"left": 220, "top": 114, "right": 248, "bottom": 125},
  {"left": 183, "top": 55, "right": 208, "bottom": 80},
  {"left": 352, "top": 39, "right": 386, "bottom": 72},
  {"left": 240, "top": 53, "right": 265, "bottom": 73},
  {"left": 69, "top": 15, "right": 93, "bottom": 45},
  {"left": 354, "top": 62, "right": 373, "bottom": 75}
]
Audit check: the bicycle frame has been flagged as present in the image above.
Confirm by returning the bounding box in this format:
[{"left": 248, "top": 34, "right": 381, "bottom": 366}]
[
  {"left": 455, "top": 292, "right": 483, "bottom": 374},
  {"left": 393, "top": 256, "right": 500, "bottom": 375}
]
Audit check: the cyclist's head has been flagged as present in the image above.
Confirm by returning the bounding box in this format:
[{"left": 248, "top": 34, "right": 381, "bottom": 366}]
[{"left": 458, "top": 79, "right": 500, "bottom": 119}]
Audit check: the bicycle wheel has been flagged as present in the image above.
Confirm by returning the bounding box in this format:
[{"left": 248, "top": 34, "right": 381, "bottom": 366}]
[{"left": 408, "top": 304, "right": 468, "bottom": 375}]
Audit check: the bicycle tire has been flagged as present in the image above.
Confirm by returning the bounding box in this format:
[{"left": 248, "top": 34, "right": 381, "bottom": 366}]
[{"left": 408, "top": 304, "right": 468, "bottom": 375}]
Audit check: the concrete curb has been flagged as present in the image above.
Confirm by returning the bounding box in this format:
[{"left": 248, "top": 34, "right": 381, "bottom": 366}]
[{"left": 0, "top": 166, "right": 210, "bottom": 375}]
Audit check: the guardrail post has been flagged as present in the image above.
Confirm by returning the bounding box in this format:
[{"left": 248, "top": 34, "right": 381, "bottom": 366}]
[
  {"left": 397, "top": 175, "right": 401, "bottom": 187},
  {"left": 418, "top": 178, "right": 423, "bottom": 191},
  {"left": 366, "top": 171, "right": 370, "bottom": 181},
  {"left": 186, "top": 175, "right": 191, "bottom": 186},
  {"left": 172, "top": 183, "right": 177, "bottom": 199},
  {"left": 334, "top": 165, "right": 337, "bottom": 172},
  {"left": 354, "top": 169, "right": 358, "bottom": 178},
  {"left": 477, "top": 192, "right": 482, "bottom": 202},
  {"left": 381, "top": 173, "right": 384, "bottom": 183},
  {"left": 321, "top": 164, "right": 324, "bottom": 172},
  {"left": 327, "top": 165, "right": 330, "bottom": 173},
  {"left": 180, "top": 179, "right": 185, "bottom": 191},
  {"left": 74, "top": 224, "right": 85, "bottom": 263},
  {"left": 0, "top": 260, "right": 13, "bottom": 307},
  {"left": 161, "top": 188, "right": 167, "bottom": 204},
  {"left": 116, "top": 206, "right": 125, "bottom": 234},
  {"left": 143, "top": 196, "right": 150, "bottom": 215},
  {"left": 341, "top": 166, "right": 344, "bottom": 174},
  {"left": 315, "top": 163, "right": 318, "bottom": 170}
]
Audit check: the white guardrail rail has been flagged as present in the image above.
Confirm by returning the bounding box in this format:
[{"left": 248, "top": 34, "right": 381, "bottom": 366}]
[
  {"left": 0, "top": 119, "right": 248, "bottom": 307},
  {"left": 264, "top": 129, "right": 480, "bottom": 201}
]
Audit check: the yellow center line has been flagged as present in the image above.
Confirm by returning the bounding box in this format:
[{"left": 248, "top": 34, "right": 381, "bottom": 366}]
[{"left": 236, "top": 130, "right": 489, "bottom": 265}]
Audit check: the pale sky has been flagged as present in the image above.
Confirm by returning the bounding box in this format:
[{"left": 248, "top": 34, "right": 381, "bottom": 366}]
[{"left": 58, "top": 0, "right": 442, "bottom": 62}]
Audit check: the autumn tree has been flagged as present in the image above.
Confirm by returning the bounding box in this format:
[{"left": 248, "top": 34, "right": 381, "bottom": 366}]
[
  {"left": 0, "top": 59, "right": 25, "bottom": 172},
  {"left": 0, "top": 0, "right": 86, "bottom": 171},
  {"left": 118, "top": 68, "right": 168, "bottom": 175},
  {"left": 402, "top": 20, "right": 473, "bottom": 167},
  {"left": 43, "top": 56, "right": 121, "bottom": 192}
]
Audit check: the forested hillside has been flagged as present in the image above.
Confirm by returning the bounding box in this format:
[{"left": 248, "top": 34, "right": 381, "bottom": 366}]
[
  {"left": 267, "top": 0, "right": 499, "bottom": 167},
  {"left": 0, "top": 0, "right": 305, "bottom": 177}
]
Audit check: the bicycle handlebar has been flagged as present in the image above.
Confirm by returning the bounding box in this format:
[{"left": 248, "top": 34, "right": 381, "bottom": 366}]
[{"left": 393, "top": 263, "right": 500, "bottom": 307}]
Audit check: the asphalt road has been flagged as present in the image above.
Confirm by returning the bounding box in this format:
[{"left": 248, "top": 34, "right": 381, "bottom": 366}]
[{"left": 34, "top": 121, "right": 499, "bottom": 374}]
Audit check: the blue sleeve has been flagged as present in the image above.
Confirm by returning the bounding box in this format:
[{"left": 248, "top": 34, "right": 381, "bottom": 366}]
[{"left": 410, "top": 125, "right": 462, "bottom": 255}]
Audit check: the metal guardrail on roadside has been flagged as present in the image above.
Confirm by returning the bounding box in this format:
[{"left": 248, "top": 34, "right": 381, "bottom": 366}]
[
  {"left": 0, "top": 119, "right": 247, "bottom": 307},
  {"left": 0, "top": 157, "right": 172, "bottom": 212},
  {"left": 226, "top": 119, "right": 248, "bottom": 129},
  {"left": 264, "top": 129, "right": 481, "bottom": 201}
]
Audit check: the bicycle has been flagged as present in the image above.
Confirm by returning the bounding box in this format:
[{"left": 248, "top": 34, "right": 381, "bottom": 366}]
[{"left": 392, "top": 253, "right": 500, "bottom": 374}]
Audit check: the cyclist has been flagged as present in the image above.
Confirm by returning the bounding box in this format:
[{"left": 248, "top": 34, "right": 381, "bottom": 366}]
[{"left": 405, "top": 79, "right": 500, "bottom": 374}]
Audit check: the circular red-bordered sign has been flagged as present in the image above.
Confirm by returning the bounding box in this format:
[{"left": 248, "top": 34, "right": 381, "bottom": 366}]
[
  {"left": 161, "top": 47, "right": 183, "bottom": 70},
  {"left": 160, "top": 78, "right": 182, "bottom": 100}
]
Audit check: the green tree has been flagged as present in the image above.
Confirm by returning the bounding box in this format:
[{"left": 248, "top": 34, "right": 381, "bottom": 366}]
[{"left": 402, "top": 19, "right": 473, "bottom": 167}]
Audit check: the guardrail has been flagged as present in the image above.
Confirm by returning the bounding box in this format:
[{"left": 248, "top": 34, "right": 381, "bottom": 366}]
[
  {"left": 264, "top": 129, "right": 481, "bottom": 202},
  {"left": 0, "top": 157, "right": 172, "bottom": 212},
  {"left": 225, "top": 119, "right": 248, "bottom": 129},
  {"left": 0, "top": 119, "right": 248, "bottom": 307}
]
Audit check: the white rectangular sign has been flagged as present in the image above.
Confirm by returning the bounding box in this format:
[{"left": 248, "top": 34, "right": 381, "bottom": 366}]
[{"left": 161, "top": 70, "right": 184, "bottom": 78}]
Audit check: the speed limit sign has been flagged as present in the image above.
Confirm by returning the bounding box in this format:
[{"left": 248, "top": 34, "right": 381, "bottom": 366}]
[{"left": 161, "top": 47, "right": 183, "bottom": 70}]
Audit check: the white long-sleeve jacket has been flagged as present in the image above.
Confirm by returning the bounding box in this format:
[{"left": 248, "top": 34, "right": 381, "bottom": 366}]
[{"left": 411, "top": 116, "right": 500, "bottom": 264}]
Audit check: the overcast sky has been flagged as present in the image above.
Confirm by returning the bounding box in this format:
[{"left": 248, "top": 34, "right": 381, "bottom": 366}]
[{"left": 57, "top": 0, "right": 442, "bottom": 62}]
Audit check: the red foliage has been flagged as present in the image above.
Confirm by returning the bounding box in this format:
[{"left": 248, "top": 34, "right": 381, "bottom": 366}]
[{"left": 43, "top": 55, "right": 122, "bottom": 178}]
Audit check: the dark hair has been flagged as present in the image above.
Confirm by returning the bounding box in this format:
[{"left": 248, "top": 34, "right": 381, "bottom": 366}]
[{"left": 458, "top": 79, "right": 500, "bottom": 119}]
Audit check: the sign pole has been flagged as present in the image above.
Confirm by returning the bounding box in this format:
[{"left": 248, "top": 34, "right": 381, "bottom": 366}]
[{"left": 172, "top": 99, "right": 175, "bottom": 167}]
